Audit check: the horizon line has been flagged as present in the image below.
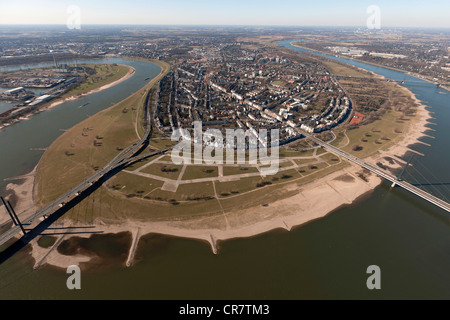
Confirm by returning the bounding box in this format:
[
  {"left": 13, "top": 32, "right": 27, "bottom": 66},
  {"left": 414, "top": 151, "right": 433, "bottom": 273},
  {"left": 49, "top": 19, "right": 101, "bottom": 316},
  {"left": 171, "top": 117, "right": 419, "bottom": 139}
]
[{"left": 1, "top": 24, "right": 449, "bottom": 30}]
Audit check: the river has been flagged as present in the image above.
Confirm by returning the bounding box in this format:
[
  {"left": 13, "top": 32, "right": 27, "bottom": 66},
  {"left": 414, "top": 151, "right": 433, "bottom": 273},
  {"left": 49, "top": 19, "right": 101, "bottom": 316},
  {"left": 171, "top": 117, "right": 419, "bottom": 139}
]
[
  {"left": 0, "top": 58, "right": 161, "bottom": 194},
  {"left": 0, "top": 45, "right": 449, "bottom": 299}
]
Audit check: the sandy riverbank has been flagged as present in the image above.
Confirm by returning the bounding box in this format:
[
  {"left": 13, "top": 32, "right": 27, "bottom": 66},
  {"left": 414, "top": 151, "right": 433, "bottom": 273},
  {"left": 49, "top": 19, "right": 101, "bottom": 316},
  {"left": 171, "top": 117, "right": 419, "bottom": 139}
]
[
  {"left": 0, "top": 166, "right": 37, "bottom": 226},
  {"left": 26, "top": 162, "right": 382, "bottom": 270}
]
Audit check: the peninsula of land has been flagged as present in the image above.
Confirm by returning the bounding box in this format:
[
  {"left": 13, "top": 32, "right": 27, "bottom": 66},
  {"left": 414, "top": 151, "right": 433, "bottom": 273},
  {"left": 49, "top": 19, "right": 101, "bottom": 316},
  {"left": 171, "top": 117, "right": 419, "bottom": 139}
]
[{"left": 0, "top": 45, "right": 435, "bottom": 270}]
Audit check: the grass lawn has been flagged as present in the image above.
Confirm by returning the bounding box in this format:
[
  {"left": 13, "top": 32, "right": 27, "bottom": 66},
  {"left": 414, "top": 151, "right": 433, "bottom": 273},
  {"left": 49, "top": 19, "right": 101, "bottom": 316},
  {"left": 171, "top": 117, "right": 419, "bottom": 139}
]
[
  {"left": 215, "top": 176, "right": 264, "bottom": 197},
  {"left": 279, "top": 148, "right": 316, "bottom": 158},
  {"left": 107, "top": 172, "right": 164, "bottom": 197},
  {"left": 181, "top": 165, "right": 218, "bottom": 180},
  {"left": 222, "top": 165, "right": 260, "bottom": 176},
  {"left": 67, "top": 63, "right": 131, "bottom": 97},
  {"left": 144, "top": 181, "right": 215, "bottom": 202},
  {"left": 319, "top": 152, "right": 341, "bottom": 164},
  {"left": 297, "top": 161, "right": 330, "bottom": 176},
  {"left": 342, "top": 109, "right": 414, "bottom": 158},
  {"left": 124, "top": 154, "right": 163, "bottom": 171},
  {"left": 267, "top": 168, "right": 302, "bottom": 184},
  {"left": 293, "top": 158, "right": 319, "bottom": 166},
  {"left": 140, "top": 163, "right": 183, "bottom": 180}
]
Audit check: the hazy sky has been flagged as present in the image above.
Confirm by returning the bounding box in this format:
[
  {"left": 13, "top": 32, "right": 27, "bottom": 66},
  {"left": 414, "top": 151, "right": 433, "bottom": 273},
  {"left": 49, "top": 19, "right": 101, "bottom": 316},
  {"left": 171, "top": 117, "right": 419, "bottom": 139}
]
[{"left": 0, "top": 0, "right": 449, "bottom": 28}]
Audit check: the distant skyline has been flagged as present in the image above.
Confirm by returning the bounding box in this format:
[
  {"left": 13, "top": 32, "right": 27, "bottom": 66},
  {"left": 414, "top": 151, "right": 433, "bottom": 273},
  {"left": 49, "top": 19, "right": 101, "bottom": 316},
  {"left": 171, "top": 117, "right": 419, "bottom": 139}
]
[{"left": 0, "top": 0, "right": 449, "bottom": 28}]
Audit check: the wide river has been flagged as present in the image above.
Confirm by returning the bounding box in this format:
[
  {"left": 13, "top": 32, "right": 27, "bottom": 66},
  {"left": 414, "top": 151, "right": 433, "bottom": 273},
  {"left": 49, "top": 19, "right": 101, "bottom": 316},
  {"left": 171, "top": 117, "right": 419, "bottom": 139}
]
[{"left": 0, "top": 45, "right": 449, "bottom": 299}]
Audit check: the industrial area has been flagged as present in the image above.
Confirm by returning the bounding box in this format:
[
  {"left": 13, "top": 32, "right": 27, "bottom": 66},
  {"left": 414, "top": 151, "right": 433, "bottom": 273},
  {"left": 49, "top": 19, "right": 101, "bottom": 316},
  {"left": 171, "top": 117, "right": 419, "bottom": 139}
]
[{"left": 0, "top": 62, "right": 82, "bottom": 125}]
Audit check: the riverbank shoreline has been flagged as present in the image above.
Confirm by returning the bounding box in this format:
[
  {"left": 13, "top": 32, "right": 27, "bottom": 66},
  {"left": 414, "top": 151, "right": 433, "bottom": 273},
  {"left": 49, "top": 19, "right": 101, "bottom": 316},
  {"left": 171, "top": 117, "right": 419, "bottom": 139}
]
[
  {"left": 0, "top": 166, "right": 37, "bottom": 226},
  {"left": 289, "top": 41, "right": 450, "bottom": 91}
]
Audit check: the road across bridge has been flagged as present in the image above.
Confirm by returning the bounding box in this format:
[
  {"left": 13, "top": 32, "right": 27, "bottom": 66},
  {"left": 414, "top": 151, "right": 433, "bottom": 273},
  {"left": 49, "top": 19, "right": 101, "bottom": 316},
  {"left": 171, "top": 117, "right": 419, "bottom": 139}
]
[
  {"left": 0, "top": 86, "right": 168, "bottom": 249},
  {"left": 335, "top": 75, "right": 440, "bottom": 86},
  {"left": 302, "top": 131, "right": 450, "bottom": 213}
]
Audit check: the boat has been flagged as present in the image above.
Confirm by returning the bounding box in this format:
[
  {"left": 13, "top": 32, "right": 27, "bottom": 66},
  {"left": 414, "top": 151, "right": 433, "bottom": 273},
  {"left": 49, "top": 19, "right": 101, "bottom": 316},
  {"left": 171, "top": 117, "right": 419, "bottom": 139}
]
[{"left": 78, "top": 102, "right": 90, "bottom": 108}]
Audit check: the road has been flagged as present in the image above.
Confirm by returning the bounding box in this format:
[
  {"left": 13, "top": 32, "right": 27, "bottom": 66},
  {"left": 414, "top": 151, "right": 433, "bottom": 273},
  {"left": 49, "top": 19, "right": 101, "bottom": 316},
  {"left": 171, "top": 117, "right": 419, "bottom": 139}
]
[{"left": 304, "top": 131, "right": 450, "bottom": 213}]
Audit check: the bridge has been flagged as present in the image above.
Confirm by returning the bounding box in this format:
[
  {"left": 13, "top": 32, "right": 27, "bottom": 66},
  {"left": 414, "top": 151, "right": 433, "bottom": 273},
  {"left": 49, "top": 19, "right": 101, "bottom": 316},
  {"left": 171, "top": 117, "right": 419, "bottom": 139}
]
[
  {"left": 302, "top": 131, "right": 450, "bottom": 213},
  {"left": 335, "top": 75, "right": 441, "bottom": 86},
  {"left": 0, "top": 86, "right": 168, "bottom": 249}
]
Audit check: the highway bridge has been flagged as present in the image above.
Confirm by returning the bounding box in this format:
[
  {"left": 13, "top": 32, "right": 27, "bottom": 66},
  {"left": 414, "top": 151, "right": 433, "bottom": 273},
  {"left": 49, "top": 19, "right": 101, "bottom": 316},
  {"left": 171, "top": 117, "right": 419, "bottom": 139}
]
[
  {"left": 0, "top": 86, "right": 168, "bottom": 249},
  {"left": 303, "top": 131, "right": 450, "bottom": 213},
  {"left": 335, "top": 75, "right": 441, "bottom": 86}
]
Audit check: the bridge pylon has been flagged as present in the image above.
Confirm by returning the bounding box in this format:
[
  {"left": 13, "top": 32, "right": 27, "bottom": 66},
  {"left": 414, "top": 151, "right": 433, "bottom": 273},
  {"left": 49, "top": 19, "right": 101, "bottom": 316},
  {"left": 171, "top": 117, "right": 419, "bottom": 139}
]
[
  {"left": 391, "top": 155, "right": 414, "bottom": 189},
  {"left": 1, "top": 196, "right": 26, "bottom": 235}
]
